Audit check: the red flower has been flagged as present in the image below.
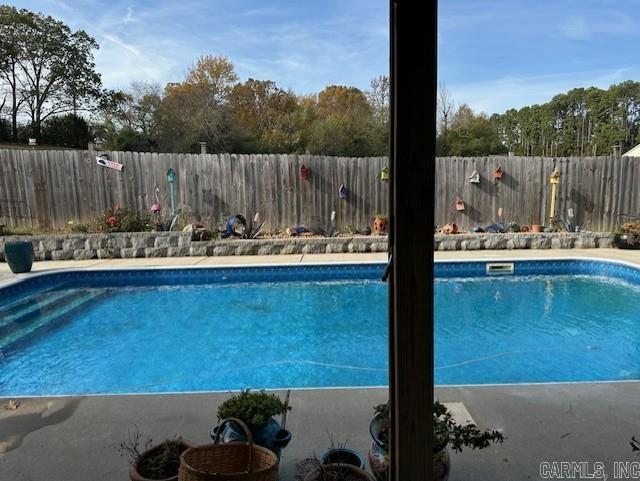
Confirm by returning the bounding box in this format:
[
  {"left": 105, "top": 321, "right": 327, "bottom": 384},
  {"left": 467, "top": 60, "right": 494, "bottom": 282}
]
[{"left": 107, "top": 216, "right": 117, "bottom": 226}]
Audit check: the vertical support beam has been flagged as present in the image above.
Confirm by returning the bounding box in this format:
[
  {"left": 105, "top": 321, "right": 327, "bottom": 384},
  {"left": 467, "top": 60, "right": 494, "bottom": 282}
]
[{"left": 389, "top": 0, "right": 437, "bottom": 480}]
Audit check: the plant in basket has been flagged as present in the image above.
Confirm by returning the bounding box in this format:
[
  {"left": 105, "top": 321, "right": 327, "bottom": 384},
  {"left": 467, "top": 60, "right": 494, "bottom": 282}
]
[
  {"left": 211, "top": 389, "right": 292, "bottom": 457},
  {"left": 119, "top": 426, "right": 192, "bottom": 481},
  {"left": 368, "top": 401, "right": 504, "bottom": 481}
]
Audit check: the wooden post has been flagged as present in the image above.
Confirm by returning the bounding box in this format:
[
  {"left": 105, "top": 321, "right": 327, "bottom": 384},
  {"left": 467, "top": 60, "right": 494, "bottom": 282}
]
[{"left": 389, "top": 0, "right": 436, "bottom": 480}]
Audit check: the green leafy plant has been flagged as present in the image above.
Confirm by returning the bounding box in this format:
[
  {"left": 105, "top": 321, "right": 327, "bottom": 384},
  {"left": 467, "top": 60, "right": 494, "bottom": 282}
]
[
  {"left": 67, "top": 220, "right": 89, "bottom": 233},
  {"left": 217, "top": 389, "right": 291, "bottom": 428},
  {"left": 92, "top": 206, "right": 153, "bottom": 233},
  {"left": 372, "top": 401, "right": 504, "bottom": 453}
]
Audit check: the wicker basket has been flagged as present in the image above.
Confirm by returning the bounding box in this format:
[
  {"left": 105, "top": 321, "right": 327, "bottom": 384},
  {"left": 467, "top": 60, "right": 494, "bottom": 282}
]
[{"left": 178, "top": 418, "right": 279, "bottom": 481}]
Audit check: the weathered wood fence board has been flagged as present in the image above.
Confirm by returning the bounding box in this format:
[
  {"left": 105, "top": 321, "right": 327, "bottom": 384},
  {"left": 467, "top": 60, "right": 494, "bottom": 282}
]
[{"left": 1, "top": 149, "right": 639, "bottom": 231}]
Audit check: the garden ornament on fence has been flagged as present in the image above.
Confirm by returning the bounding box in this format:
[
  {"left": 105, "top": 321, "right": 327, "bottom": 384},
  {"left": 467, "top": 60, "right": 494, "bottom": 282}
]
[
  {"left": 245, "top": 212, "right": 265, "bottom": 239},
  {"left": 468, "top": 170, "right": 480, "bottom": 184},
  {"left": 494, "top": 166, "right": 503, "bottom": 180},
  {"left": 438, "top": 222, "right": 458, "bottom": 235},
  {"left": 222, "top": 214, "right": 247, "bottom": 238},
  {"left": 380, "top": 166, "right": 390, "bottom": 182},
  {"left": 339, "top": 184, "right": 348, "bottom": 199},
  {"left": 149, "top": 187, "right": 177, "bottom": 232},
  {"left": 300, "top": 164, "right": 310, "bottom": 180},
  {"left": 549, "top": 167, "right": 561, "bottom": 223},
  {"left": 455, "top": 196, "right": 465, "bottom": 211}
]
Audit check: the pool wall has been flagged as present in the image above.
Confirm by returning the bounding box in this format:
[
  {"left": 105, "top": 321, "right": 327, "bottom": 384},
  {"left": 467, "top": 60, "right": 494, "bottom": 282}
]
[{"left": 3, "top": 257, "right": 640, "bottom": 300}]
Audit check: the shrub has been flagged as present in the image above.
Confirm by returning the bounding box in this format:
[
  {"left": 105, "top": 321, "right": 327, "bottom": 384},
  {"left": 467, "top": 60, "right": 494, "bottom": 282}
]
[
  {"left": 92, "top": 206, "right": 153, "bottom": 233},
  {"left": 373, "top": 401, "right": 504, "bottom": 453},
  {"left": 217, "top": 389, "right": 290, "bottom": 428}
]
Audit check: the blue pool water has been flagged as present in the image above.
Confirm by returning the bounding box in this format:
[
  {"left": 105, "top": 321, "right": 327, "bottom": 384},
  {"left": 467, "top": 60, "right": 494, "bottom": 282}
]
[{"left": 1, "top": 261, "right": 640, "bottom": 395}]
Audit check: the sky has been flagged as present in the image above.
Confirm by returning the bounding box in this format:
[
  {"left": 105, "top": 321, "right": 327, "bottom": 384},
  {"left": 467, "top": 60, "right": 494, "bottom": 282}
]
[{"left": 10, "top": 0, "right": 640, "bottom": 115}]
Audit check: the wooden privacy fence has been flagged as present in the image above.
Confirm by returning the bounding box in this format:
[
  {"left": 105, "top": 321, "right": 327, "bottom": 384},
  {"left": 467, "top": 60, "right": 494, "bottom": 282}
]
[
  {"left": 0, "top": 149, "right": 638, "bottom": 232},
  {"left": 0, "top": 150, "right": 389, "bottom": 231}
]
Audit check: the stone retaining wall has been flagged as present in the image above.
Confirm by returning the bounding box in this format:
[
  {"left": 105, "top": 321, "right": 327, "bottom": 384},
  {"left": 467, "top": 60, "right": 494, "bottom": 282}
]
[
  {"left": 434, "top": 232, "right": 614, "bottom": 251},
  {"left": 0, "top": 231, "right": 615, "bottom": 261}
]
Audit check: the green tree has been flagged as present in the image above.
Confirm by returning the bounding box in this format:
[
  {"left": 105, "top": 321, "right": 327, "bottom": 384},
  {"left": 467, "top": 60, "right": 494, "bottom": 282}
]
[
  {"left": 155, "top": 56, "right": 239, "bottom": 152},
  {"left": 97, "top": 82, "right": 162, "bottom": 151},
  {"left": 307, "top": 85, "right": 375, "bottom": 156},
  {"left": 40, "top": 113, "right": 93, "bottom": 148},
  {"left": 0, "top": 6, "right": 29, "bottom": 141},
  {"left": 366, "top": 75, "right": 389, "bottom": 155},
  {"left": 6, "top": 7, "right": 101, "bottom": 139},
  {"left": 229, "top": 78, "right": 301, "bottom": 153},
  {"left": 440, "top": 104, "right": 507, "bottom": 156}
]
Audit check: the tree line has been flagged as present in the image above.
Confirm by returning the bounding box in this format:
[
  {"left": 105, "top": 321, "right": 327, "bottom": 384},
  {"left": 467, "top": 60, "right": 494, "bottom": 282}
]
[
  {"left": 2, "top": 5, "right": 639, "bottom": 157},
  {"left": 97, "top": 58, "right": 389, "bottom": 156},
  {"left": 0, "top": 5, "right": 388, "bottom": 155},
  {"left": 437, "top": 82, "right": 640, "bottom": 157}
]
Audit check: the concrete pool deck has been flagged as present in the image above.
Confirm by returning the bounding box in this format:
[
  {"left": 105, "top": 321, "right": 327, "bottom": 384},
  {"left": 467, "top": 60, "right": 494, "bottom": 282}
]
[{"left": 1, "top": 249, "right": 640, "bottom": 480}]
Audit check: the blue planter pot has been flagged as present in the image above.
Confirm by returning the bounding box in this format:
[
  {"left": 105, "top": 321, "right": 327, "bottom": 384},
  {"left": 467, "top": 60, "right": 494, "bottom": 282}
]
[
  {"left": 320, "top": 448, "right": 365, "bottom": 469},
  {"left": 210, "top": 418, "right": 292, "bottom": 458},
  {"left": 4, "top": 241, "right": 34, "bottom": 273}
]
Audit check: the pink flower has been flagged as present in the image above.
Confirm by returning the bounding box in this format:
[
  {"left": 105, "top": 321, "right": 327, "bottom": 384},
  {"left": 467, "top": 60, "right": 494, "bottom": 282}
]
[{"left": 107, "top": 216, "right": 117, "bottom": 226}]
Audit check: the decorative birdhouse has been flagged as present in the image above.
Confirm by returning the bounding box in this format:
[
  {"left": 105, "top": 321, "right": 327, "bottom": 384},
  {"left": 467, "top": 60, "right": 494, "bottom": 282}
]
[
  {"left": 494, "top": 166, "right": 504, "bottom": 180},
  {"left": 455, "top": 196, "right": 465, "bottom": 211},
  {"left": 550, "top": 167, "right": 560, "bottom": 184},
  {"left": 339, "top": 184, "right": 348, "bottom": 199},
  {"left": 300, "top": 164, "right": 310, "bottom": 180},
  {"left": 380, "top": 166, "right": 390, "bottom": 181},
  {"left": 468, "top": 170, "right": 480, "bottom": 184}
]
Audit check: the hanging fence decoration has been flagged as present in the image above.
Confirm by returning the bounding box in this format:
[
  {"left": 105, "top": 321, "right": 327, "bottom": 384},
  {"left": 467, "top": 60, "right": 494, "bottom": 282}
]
[
  {"left": 96, "top": 153, "right": 124, "bottom": 171},
  {"left": 468, "top": 170, "right": 480, "bottom": 184},
  {"left": 339, "top": 184, "right": 348, "bottom": 199},
  {"left": 300, "top": 164, "right": 310, "bottom": 180},
  {"left": 380, "top": 166, "right": 390, "bottom": 181},
  {"left": 494, "top": 166, "right": 504, "bottom": 180},
  {"left": 455, "top": 196, "right": 465, "bottom": 211}
]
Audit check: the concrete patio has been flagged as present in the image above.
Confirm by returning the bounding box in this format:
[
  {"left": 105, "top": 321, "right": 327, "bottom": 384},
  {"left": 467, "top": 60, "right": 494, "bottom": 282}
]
[
  {"left": 2, "top": 383, "right": 640, "bottom": 480},
  {"left": 2, "top": 250, "right": 640, "bottom": 480}
]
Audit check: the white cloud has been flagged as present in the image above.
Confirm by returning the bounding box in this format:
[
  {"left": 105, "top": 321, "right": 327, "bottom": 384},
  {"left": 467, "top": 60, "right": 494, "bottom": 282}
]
[{"left": 449, "top": 67, "right": 637, "bottom": 114}]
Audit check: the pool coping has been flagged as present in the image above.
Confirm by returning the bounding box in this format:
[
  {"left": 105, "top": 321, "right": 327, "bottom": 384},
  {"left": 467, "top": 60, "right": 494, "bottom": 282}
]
[{"left": 2, "top": 253, "right": 640, "bottom": 291}]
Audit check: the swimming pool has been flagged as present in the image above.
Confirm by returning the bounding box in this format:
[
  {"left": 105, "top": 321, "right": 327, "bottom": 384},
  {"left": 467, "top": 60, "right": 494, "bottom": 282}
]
[{"left": 1, "top": 259, "right": 640, "bottom": 396}]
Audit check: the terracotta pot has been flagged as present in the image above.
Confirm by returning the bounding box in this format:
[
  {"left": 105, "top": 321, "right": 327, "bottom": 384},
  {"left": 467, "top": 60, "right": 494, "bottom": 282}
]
[
  {"left": 374, "top": 217, "right": 388, "bottom": 236},
  {"left": 531, "top": 224, "right": 544, "bottom": 233}
]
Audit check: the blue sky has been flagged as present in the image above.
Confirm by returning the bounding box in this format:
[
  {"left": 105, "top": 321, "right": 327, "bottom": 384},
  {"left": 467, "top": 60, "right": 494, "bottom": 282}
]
[{"left": 11, "top": 0, "right": 640, "bottom": 114}]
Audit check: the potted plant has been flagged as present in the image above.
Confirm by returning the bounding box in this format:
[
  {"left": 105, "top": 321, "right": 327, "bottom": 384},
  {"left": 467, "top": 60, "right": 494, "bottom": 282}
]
[
  {"left": 119, "top": 428, "right": 192, "bottom": 481},
  {"left": 297, "top": 439, "right": 374, "bottom": 481},
  {"left": 373, "top": 214, "right": 388, "bottom": 236},
  {"left": 614, "top": 222, "right": 640, "bottom": 249},
  {"left": 211, "top": 389, "right": 292, "bottom": 458},
  {"left": 368, "top": 401, "right": 504, "bottom": 481},
  {"left": 319, "top": 434, "right": 365, "bottom": 469},
  {"left": 4, "top": 241, "right": 35, "bottom": 273}
]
